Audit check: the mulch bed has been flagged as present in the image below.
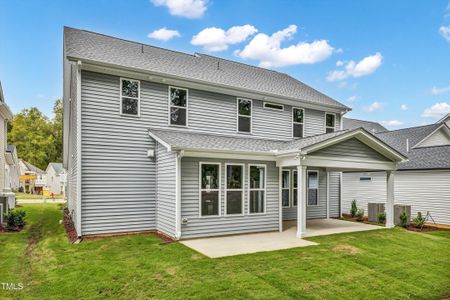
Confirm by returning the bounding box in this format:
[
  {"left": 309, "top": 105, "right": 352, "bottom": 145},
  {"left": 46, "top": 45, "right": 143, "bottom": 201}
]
[
  {"left": 405, "top": 224, "right": 450, "bottom": 232},
  {"left": 342, "top": 214, "right": 369, "bottom": 223},
  {"left": 63, "top": 207, "right": 79, "bottom": 243},
  {"left": 0, "top": 225, "right": 24, "bottom": 234}
]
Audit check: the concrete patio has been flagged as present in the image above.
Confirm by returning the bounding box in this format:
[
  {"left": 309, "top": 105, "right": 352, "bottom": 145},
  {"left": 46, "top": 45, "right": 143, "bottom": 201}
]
[{"left": 181, "top": 219, "right": 384, "bottom": 258}]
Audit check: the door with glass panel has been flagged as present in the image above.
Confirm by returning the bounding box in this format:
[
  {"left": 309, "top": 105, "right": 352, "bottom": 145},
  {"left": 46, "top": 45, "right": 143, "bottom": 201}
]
[
  {"left": 281, "top": 170, "right": 290, "bottom": 208},
  {"left": 225, "top": 164, "right": 244, "bottom": 215}
]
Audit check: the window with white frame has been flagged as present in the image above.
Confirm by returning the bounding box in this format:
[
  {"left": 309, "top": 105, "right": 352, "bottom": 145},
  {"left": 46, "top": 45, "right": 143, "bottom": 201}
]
[
  {"left": 292, "top": 108, "right": 304, "bottom": 138},
  {"left": 292, "top": 170, "right": 298, "bottom": 206},
  {"left": 120, "top": 78, "right": 140, "bottom": 116},
  {"left": 281, "top": 170, "right": 290, "bottom": 207},
  {"left": 225, "top": 164, "right": 244, "bottom": 215},
  {"left": 169, "top": 87, "right": 188, "bottom": 126},
  {"left": 200, "top": 163, "right": 220, "bottom": 216},
  {"left": 307, "top": 171, "right": 319, "bottom": 206},
  {"left": 249, "top": 165, "right": 266, "bottom": 213},
  {"left": 325, "top": 113, "right": 336, "bottom": 133},
  {"left": 237, "top": 98, "right": 252, "bottom": 133}
]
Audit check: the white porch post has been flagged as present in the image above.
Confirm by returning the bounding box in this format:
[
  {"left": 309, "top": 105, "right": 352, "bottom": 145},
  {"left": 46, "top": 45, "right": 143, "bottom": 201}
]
[
  {"left": 278, "top": 167, "right": 282, "bottom": 232},
  {"left": 326, "top": 169, "right": 330, "bottom": 219},
  {"left": 297, "top": 165, "right": 307, "bottom": 238},
  {"left": 386, "top": 170, "right": 395, "bottom": 228}
]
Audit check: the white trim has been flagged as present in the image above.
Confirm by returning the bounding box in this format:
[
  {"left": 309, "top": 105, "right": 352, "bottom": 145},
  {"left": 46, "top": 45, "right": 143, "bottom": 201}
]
[
  {"left": 278, "top": 167, "right": 282, "bottom": 232},
  {"left": 248, "top": 164, "right": 267, "bottom": 214},
  {"left": 76, "top": 61, "right": 82, "bottom": 236},
  {"left": 183, "top": 150, "right": 276, "bottom": 161},
  {"left": 412, "top": 123, "right": 450, "bottom": 149},
  {"left": 263, "top": 102, "right": 284, "bottom": 111},
  {"left": 325, "top": 112, "right": 336, "bottom": 133},
  {"left": 168, "top": 86, "right": 189, "bottom": 127},
  {"left": 326, "top": 170, "right": 330, "bottom": 219},
  {"left": 175, "top": 150, "right": 184, "bottom": 239},
  {"left": 303, "top": 155, "right": 398, "bottom": 171},
  {"left": 307, "top": 170, "right": 319, "bottom": 206},
  {"left": 0, "top": 203, "right": 3, "bottom": 224},
  {"left": 281, "top": 169, "right": 291, "bottom": 208},
  {"left": 119, "top": 77, "right": 141, "bottom": 117},
  {"left": 237, "top": 98, "right": 252, "bottom": 134},
  {"left": 224, "top": 163, "right": 245, "bottom": 216},
  {"left": 199, "top": 162, "right": 221, "bottom": 217},
  {"left": 292, "top": 107, "right": 305, "bottom": 138},
  {"left": 147, "top": 130, "right": 172, "bottom": 152}
]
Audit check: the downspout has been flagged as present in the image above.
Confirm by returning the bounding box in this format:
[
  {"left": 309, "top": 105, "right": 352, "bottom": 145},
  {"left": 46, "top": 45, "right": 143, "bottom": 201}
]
[
  {"left": 175, "top": 150, "right": 184, "bottom": 240},
  {"left": 76, "top": 60, "right": 82, "bottom": 237}
]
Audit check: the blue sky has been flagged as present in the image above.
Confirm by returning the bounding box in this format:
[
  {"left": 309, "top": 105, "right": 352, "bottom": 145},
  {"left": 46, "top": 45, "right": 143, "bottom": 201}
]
[{"left": 1, "top": 0, "right": 449, "bottom": 128}]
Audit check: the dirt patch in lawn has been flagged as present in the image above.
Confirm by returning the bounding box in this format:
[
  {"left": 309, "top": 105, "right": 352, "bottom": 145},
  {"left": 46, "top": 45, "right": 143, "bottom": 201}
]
[
  {"left": 333, "top": 244, "right": 361, "bottom": 255},
  {"left": 63, "top": 207, "right": 78, "bottom": 243}
]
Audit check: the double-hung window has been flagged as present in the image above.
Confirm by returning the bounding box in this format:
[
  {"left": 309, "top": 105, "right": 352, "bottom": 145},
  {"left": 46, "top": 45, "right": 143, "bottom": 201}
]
[
  {"left": 292, "top": 170, "right": 298, "bottom": 206},
  {"left": 225, "top": 164, "right": 244, "bottom": 215},
  {"left": 200, "top": 163, "right": 221, "bottom": 216},
  {"left": 169, "top": 87, "right": 188, "bottom": 126},
  {"left": 325, "top": 113, "right": 336, "bottom": 133},
  {"left": 307, "top": 171, "right": 319, "bottom": 206},
  {"left": 237, "top": 98, "right": 252, "bottom": 133},
  {"left": 292, "top": 108, "right": 304, "bottom": 138},
  {"left": 120, "top": 78, "right": 140, "bottom": 116},
  {"left": 249, "top": 164, "right": 266, "bottom": 213},
  {"left": 281, "top": 170, "right": 290, "bottom": 207}
]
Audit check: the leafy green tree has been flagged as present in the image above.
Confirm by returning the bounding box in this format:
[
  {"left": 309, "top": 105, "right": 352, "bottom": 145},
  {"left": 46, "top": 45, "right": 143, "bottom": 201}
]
[{"left": 52, "top": 99, "right": 63, "bottom": 163}]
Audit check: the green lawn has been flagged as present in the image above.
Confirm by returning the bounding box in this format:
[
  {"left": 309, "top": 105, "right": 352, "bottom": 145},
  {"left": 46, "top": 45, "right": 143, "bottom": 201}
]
[{"left": 1, "top": 204, "right": 449, "bottom": 299}]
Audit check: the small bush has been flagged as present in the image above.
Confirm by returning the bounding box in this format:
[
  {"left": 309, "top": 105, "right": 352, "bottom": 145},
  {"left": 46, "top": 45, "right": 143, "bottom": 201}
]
[
  {"left": 4, "top": 209, "right": 27, "bottom": 231},
  {"left": 18, "top": 186, "right": 24, "bottom": 193},
  {"left": 350, "top": 200, "right": 358, "bottom": 217},
  {"left": 413, "top": 212, "right": 425, "bottom": 228},
  {"left": 355, "top": 208, "right": 365, "bottom": 221},
  {"left": 399, "top": 211, "right": 409, "bottom": 228},
  {"left": 377, "top": 212, "right": 386, "bottom": 224}
]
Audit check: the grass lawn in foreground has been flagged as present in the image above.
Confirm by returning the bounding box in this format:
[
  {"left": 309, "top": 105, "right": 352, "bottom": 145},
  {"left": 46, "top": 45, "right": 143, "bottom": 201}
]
[{"left": 0, "top": 204, "right": 449, "bottom": 299}]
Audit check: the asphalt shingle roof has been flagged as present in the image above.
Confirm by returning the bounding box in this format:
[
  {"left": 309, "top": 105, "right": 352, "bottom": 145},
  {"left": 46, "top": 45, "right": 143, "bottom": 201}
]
[
  {"left": 343, "top": 118, "right": 387, "bottom": 133},
  {"left": 64, "top": 27, "right": 348, "bottom": 110},
  {"left": 49, "top": 162, "right": 64, "bottom": 174}
]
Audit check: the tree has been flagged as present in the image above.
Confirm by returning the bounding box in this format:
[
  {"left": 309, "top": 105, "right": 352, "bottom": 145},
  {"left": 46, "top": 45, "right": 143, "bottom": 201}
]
[{"left": 52, "top": 99, "right": 63, "bottom": 163}]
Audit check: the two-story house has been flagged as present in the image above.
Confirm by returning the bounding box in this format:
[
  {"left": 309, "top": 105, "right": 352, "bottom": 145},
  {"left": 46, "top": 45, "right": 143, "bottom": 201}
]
[{"left": 63, "top": 27, "right": 406, "bottom": 240}]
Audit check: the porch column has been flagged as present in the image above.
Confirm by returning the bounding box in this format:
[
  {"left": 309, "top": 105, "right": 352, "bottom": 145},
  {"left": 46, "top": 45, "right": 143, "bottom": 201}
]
[
  {"left": 326, "top": 169, "right": 330, "bottom": 219},
  {"left": 297, "top": 165, "right": 307, "bottom": 238},
  {"left": 386, "top": 170, "right": 395, "bottom": 228},
  {"left": 278, "top": 167, "right": 282, "bottom": 232}
]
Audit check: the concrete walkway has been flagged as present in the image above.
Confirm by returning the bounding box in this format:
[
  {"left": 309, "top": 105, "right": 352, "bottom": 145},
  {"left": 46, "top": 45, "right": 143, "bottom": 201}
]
[{"left": 182, "top": 219, "right": 383, "bottom": 258}]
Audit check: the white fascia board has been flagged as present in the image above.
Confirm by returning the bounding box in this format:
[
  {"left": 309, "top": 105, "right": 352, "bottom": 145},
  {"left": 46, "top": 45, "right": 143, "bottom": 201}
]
[
  {"left": 147, "top": 130, "right": 172, "bottom": 152},
  {"left": 303, "top": 155, "right": 398, "bottom": 171},
  {"left": 73, "top": 59, "right": 349, "bottom": 114},
  {"left": 182, "top": 149, "right": 277, "bottom": 161}
]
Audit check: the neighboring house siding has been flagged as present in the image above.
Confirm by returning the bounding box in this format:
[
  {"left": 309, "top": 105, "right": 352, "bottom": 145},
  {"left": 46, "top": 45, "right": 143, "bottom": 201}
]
[
  {"left": 310, "top": 138, "right": 390, "bottom": 161},
  {"left": 155, "top": 143, "right": 176, "bottom": 237},
  {"left": 328, "top": 172, "right": 341, "bottom": 218},
  {"left": 416, "top": 128, "right": 450, "bottom": 148},
  {"left": 342, "top": 170, "right": 450, "bottom": 225},
  {"left": 0, "top": 119, "right": 5, "bottom": 192},
  {"left": 80, "top": 71, "right": 157, "bottom": 235},
  {"left": 180, "top": 157, "right": 279, "bottom": 238}
]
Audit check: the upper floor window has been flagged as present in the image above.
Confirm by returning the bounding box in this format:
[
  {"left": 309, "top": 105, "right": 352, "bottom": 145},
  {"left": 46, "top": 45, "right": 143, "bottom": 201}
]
[
  {"left": 237, "top": 98, "right": 252, "bottom": 133},
  {"left": 325, "top": 113, "right": 336, "bottom": 133},
  {"left": 292, "top": 108, "right": 304, "bottom": 138},
  {"left": 169, "top": 87, "right": 188, "bottom": 127},
  {"left": 120, "top": 78, "right": 140, "bottom": 116}
]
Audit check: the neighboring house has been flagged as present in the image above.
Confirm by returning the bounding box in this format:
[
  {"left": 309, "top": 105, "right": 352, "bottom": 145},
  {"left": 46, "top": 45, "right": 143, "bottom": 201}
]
[
  {"left": 342, "top": 116, "right": 450, "bottom": 225},
  {"left": 45, "top": 162, "right": 66, "bottom": 195},
  {"left": 18, "top": 159, "right": 45, "bottom": 194},
  {"left": 63, "top": 27, "right": 407, "bottom": 239},
  {"left": 5, "top": 145, "right": 20, "bottom": 191}
]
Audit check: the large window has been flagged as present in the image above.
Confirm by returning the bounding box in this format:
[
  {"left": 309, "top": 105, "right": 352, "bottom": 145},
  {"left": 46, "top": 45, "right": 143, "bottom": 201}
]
[
  {"left": 200, "top": 163, "right": 221, "bottom": 216},
  {"left": 292, "top": 108, "right": 304, "bottom": 138},
  {"left": 325, "top": 113, "right": 336, "bottom": 133},
  {"left": 225, "top": 164, "right": 244, "bottom": 215},
  {"left": 237, "top": 98, "right": 252, "bottom": 133},
  {"left": 169, "top": 87, "right": 188, "bottom": 126},
  {"left": 120, "top": 78, "right": 140, "bottom": 116},
  {"left": 307, "top": 171, "right": 319, "bottom": 206},
  {"left": 281, "top": 170, "right": 290, "bottom": 207},
  {"left": 292, "top": 170, "right": 298, "bottom": 206},
  {"left": 249, "top": 164, "right": 266, "bottom": 214}
]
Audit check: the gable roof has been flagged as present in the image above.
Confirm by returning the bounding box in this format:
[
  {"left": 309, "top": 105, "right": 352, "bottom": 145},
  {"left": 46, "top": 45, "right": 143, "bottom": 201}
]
[
  {"left": 64, "top": 27, "right": 349, "bottom": 111},
  {"left": 19, "top": 159, "right": 44, "bottom": 174},
  {"left": 48, "top": 162, "right": 64, "bottom": 174},
  {"left": 343, "top": 117, "right": 387, "bottom": 133},
  {"left": 437, "top": 113, "right": 450, "bottom": 124}
]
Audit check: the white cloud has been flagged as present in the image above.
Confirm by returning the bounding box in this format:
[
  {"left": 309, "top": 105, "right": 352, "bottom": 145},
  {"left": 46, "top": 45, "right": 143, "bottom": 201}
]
[
  {"left": 336, "top": 60, "right": 344, "bottom": 66},
  {"left": 381, "top": 120, "right": 403, "bottom": 127},
  {"left": 346, "top": 95, "right": 357, "bottom": 102},
  {"left": 439, "top": 25, "right": 450, "bottom": 41},
  {"left": 148, "top": 27, "right": 180, "bottom": 41},
  {"left": 326, "top": 52, "right": 383, "bottom": 82},
  {"left": 362, "top": 101, "right": 383, "bottom": 112},
  {"left": 431, "top": 85, "right": 450, "bottom": 95},
  {"left": 151, "top": 0, "right": 207, "bottom": 19},
  {"left": 421, "top": 102, "right": 450, "bottom": 118},
  {"left": 235, "top": 25, "right": 334, "bottom": 68},
  {"left": 400, "top": 104, "right": 408, "bottom": 110},
  {"left": 191, "top": 25, "right": 257, "bottom": 52}
]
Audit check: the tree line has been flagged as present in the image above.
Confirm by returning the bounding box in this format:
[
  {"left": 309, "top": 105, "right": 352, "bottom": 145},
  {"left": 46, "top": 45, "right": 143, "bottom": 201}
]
[{"left": 7, "top": 99, "right": 63, "bottom": 170}]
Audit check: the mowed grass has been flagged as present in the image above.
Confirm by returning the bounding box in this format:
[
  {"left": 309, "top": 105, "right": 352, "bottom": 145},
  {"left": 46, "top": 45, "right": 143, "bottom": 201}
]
[
  {"left": 15, "top": 193, "right": 64, "bottom": 200},
  {"left": 0, "top": 204, "right": 449, "bottom": 299}
]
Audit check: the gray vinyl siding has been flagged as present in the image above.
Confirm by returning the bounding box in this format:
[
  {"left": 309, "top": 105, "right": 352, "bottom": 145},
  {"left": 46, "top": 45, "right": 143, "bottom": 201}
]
[
  {"left": 310, "top": 137, "right": 391, "bottom": 161},
  {"left": 156, "top": 143, "right": 176, "bottom": 237},
  {"left": 328, "top": 172, "right": 341, "bottom": 218},
  {"left": 416, "top": 128, "right": 450, "bottom": 147},
  {"left": 180, "top": 157, "right": 279, "bottom": 238},
  {"left": 80, "top": 71, "right": 157, "bottom": 235},
  {"left": 342, "top": 170, "right": 450, "bottom": 225}
]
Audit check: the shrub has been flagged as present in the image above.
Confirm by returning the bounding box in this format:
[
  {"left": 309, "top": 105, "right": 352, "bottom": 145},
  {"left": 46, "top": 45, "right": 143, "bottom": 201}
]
[
  {"left": 350, "top": 200, "right": 358, "bottom": 217},
  {"left": 399, "top": 211, "right": 409, "bottom": 228},
  {"left": 377, "top": 212, "right": 386, "bottom": 224},
  {"left": 18, "top": 186, "right": 24, "bottom": 193},
  {"left": 4, "top": 209, "right": 27, "bottom": 231},
  {"left": 355, "top": 208, "right": 365, "bottom": 221},
  {"left": 413, "top": 212, "right": 425, "bottom": 228}
]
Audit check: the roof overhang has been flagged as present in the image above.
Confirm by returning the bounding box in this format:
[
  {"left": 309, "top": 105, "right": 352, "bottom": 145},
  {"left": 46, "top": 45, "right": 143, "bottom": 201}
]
[{"left": 0, "top": 102, "right": 13, "bottom": 120}]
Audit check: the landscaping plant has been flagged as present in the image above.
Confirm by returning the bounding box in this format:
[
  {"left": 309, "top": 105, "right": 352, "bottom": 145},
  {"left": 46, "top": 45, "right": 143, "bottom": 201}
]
[
  {"left": 399, "top": 211, "right": 409, "bottom": 228},
  {"left": 4, "top": 209, "right": 27, "bottom": 231},
  {"left": 350, "top": 200, "right": 358, "bottom": 217},
  {"left": 377, "top": 211, "right": 386, "bottom": 224},
  {"left": 413, "top": 212, "right": 425, "bottom": 228},
  {"left": 355, "top": 208, "right": 365, "bottom": 222}
]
